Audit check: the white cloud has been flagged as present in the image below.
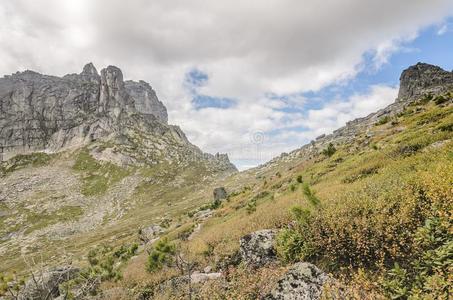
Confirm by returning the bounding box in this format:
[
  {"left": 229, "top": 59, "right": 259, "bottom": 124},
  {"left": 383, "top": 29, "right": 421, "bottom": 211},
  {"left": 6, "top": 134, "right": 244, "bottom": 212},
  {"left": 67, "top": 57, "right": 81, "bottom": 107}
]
[
  {"left": 0, "top": 0, "right": 452, "bottom": 169},
  {"left": 437, "top": 23, "right": 448, "bottom": 35}
]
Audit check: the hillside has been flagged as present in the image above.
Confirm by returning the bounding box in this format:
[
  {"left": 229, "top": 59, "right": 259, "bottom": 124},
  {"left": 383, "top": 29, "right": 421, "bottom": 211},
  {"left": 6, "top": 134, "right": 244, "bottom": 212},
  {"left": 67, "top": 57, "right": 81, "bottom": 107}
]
[{"left": 0, "top": 63, "right": 452, "bottom": 299}]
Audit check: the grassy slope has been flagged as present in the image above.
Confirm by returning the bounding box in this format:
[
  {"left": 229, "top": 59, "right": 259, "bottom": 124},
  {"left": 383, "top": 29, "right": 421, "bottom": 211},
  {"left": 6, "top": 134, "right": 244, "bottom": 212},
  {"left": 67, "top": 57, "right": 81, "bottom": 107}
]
[
  {"left": 0, "top": 146, "right": 228, "bottom": 276},
  {"left": 116, "top": 99, "right": 452, "bottom": 298}
]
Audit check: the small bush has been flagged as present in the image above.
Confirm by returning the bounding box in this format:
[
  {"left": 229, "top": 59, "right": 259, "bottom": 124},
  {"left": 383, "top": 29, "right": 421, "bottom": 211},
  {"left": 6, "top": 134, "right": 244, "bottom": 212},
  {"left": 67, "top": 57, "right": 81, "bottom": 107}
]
[
  {"left": 296, "top": 175, "right": 303, "bottom": 183},
  {"left": 302, "top": 183, "right": 320, "bottom": 207},
  {"left": 321, "top": 143, "right": 337, "bottom": 157},
  {"left": 433, "top": 95, "right": 448, "bottom": 105},
  {"left": 246, "top": 200, "right": 257, "bottom": 214},
  {"left": 376, "top": 116, "right": 390, "bottom": 125},
  {"left": 276, "top": 206, "right": 315, "bottom": 262},
  {"left": 396, "top": 143, "right": 424, "bottom": 157},
  {"left": 147, "top": 238, "right": 176, "bottom": 272},
  {"left": 437, "top": 123, "right": 453, "bottom": 132}
]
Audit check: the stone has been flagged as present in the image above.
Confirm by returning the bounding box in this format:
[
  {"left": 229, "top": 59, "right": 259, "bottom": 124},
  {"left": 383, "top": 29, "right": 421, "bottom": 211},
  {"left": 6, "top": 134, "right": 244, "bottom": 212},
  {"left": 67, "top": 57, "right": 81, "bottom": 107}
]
[
  {"left": 203, "top": 266, "right": 212, "bottom": 273},
  {"left": 213, "top": 187, "right": 228, "bottom": 202},
  {"left": 193, "top": 209, "right": 213, "bottom": 221},
  {"left": 18, "top": 266, "right": 79, "bottom": 300},
  {"left": 139, "top": 224, "right": 164, "bottom": 243},
  {"left": 239, "top": 229, "right": 278, "bottom": 268},
  {"left": 191, "top": 272, "right": 222, "bottom": 284},
  {"left": 263, "top": 262, "right": 329, "bottom": 300}
]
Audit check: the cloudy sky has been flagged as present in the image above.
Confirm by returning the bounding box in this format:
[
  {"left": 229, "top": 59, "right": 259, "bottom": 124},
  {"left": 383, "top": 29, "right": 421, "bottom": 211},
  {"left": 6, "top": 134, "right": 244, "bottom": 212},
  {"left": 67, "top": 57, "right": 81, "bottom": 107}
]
[{"left": 1, "top": 1, "right": 453, "bottom": 169}]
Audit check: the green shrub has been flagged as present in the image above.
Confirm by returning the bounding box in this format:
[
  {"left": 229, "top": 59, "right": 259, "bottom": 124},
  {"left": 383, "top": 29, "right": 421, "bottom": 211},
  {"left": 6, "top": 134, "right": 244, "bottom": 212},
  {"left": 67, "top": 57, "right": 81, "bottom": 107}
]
[
  {"left": 276, "top": 206, "right": 316, "bottom": 262},
  {"left": 437, "top": 123, "right": 453, "bottom": 132},
  {"left": 146, "top": 238, "right": 176, "bottom": 272},
  {"left": 296, "top": 175, "right": 303, "bottom": 183},
  {"left": 376, "top": 116, "right": 391, "bottom": 125},
  {"left": 322, "top": 143, "right": 337, "bottom": 157},
  {"left": 211, "top": 199, "right": 222, "bottom": 209},
  {"left": 302, "top": 183, "right": 320, "bottom": 207},
  {"left": 289, "top": 184, "right": 296, "bottom": 192},
  {"left": 83, "top": 244, "right": 137, "bottom": 281},
  {"left": 382, "top": 217, "right": 452, "bottom": 299},
  {"left": 433, "top": 95, "right": 448, "bottom": 105},
  {"left": 246, "top": 200, "right": 257, "bottom": 214}
]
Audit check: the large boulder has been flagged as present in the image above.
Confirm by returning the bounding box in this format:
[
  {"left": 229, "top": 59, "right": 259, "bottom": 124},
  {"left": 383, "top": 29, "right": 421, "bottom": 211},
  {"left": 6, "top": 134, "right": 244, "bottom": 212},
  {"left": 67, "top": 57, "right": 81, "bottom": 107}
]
[
  {"left": 213, "top": 187, "right": 228, "bottom": 202},
  {"left": 139, "top": 224, "right": 164, "bottom": 243},
  {"left": 239, "top": 229, "right": 278, "bottom": 268},
  {"left": 263, "top": 262, "right": 329, "bottom": 300},
  {"left": 18, "top": 266, "right": 79, "bottom": 300}
]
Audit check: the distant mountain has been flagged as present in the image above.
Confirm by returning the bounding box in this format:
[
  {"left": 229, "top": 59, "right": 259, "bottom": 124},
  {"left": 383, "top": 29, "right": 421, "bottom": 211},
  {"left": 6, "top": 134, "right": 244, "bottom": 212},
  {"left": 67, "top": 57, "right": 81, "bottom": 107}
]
[{"left": 0, "top": 63, "right": 236, "bottom": 172}]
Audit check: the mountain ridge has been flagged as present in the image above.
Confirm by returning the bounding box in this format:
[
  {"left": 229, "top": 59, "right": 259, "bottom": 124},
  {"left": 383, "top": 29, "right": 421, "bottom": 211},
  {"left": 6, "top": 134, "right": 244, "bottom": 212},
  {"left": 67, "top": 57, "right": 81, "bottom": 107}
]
[{"left": 0, "top": 63, "right": 236, "bottom": 173}]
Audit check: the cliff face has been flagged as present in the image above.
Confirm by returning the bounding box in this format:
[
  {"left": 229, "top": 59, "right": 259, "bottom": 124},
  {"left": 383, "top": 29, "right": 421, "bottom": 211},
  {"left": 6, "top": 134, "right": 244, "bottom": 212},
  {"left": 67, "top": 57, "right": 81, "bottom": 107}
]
[
  {"left": 397, "top": 62, "right": 453, "bottom": 102},
  {"left": 0, "top": 63, "right": 167, "bottom": 158},
  {"left": 0, "top": 63, "right": 236, "bottom": 172}
]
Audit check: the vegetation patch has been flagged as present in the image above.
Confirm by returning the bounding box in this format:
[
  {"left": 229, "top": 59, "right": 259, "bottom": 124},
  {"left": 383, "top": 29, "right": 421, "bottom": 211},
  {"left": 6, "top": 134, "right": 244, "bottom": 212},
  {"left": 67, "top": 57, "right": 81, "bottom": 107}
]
[
  {"left": 72, "top": 148, "right": 130, "bottom": 196},
  {"left": 0, "top": 152, "right": 53, "bottom": 176}
]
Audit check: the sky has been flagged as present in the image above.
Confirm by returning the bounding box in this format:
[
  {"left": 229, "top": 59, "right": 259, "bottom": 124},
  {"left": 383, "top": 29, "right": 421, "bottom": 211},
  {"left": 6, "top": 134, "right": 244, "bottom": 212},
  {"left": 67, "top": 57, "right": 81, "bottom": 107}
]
[{"left": 1, "top": 1, "right": 452, "bottom": 170}]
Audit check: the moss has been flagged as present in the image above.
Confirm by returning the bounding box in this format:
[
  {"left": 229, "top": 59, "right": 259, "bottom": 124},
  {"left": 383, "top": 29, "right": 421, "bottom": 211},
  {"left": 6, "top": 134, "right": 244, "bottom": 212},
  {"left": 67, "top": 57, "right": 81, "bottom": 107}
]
[
  {"left": 0, "top": 152, "right": 53, "bottom": 176},
  {"left": 24, "top": 205, "right": 84, "bottom": 234}
]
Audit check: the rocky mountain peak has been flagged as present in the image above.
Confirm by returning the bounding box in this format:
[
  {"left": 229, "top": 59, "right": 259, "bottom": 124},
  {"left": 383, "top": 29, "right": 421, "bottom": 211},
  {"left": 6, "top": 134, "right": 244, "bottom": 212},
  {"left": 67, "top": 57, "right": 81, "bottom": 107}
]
[
  {"left": 81, "top": 62, "right": 99, "bottom": 77},
  {"left": 397, "top": 62, "right": 453, "bottom": 102},
  {"left": 99, "top": 65, "right": 134, "bottom": 118},
  {"left": 0, "top": 63, "right": 236, "bottom": 172}
]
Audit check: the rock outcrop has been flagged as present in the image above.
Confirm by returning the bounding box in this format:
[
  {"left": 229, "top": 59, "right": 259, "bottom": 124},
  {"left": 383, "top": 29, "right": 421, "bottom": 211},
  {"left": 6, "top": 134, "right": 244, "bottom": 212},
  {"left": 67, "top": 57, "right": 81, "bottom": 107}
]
[
  {"left": 240, "top": 229, "right": 278, "bottom": 268},
  {"left": 263, "top": 262, "right": 329, "bottom": 300},
  {"left": 0, "top": 63, "right": 165, "bottom": 158},
  {"left": 397, "top": 62, "right": 453, "bottom": 102},
  {"left": 0, "top": 63, "right": 237, "bottom": 173}
]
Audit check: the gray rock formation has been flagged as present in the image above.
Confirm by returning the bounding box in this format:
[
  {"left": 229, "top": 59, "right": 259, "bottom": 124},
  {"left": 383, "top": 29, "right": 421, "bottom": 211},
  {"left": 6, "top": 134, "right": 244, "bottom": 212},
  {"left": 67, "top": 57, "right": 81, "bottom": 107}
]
[
  {"left": 18, "top": 266, "right": 79, "bottom": 300},
  {"left": 139, "top": 224, "right": 165, "bottom": 244},
  {"left": 239, "top": 229, "right": 278, "bottom": 268},
  {"left": 0, "top": 63, "right": 237, "bottom": 173},
  {"left": 0, "top": 63, "right": 165, "bottom": 158},
  {"left": 213, "top": 187, "right": 228, "bottom": 202},
  {"left": 397, "top": 62, "right": 453, "bottom": 102},
  {"left": 263, "top": 262, "right": 329, "bottom": 300}
]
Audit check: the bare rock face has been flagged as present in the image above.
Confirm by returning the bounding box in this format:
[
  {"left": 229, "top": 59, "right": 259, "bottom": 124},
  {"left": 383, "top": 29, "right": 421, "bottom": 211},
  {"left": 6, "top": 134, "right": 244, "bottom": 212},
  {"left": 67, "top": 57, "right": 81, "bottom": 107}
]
[
  {"left": 239, "top": 229, "right": 278, "bottom": 268},
  {"left": 263, "top": 262, "right": 329, "bottom": 300},
  {"left": 397, "top": 62, "right": 453, "bottom": 102},
  {"left": 0, "top": 63, "right": 166, "bottom": 158},
  {"left": 0, "top": 63, "right": 236, "bottom": 172},
  {"left": 125, "top": 80, "right": 168, "bottom": 123}
]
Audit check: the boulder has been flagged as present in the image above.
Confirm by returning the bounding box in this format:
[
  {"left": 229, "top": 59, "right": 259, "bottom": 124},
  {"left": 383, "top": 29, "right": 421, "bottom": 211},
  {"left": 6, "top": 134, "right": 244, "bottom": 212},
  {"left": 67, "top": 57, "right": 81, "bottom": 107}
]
[
  {"left": 139, "top": 224, "right": 164, "bottom": 243},
  {"left": 263, "top": 262, "right": 329, "bottom": 300},
  {"left": 213, "top": 187, "right": 228, "bottom": 202},
  {"left": 239, "top": 229, "right": 278, "bottom": 268},
  {"left": 18, "top": 266, "right": 79, "bottom": 300},
  {"left": 191, "top": 271, "right": 222, "bottom": 284},
  {"left": 193, "top": 209, "right": 213, "bottom": 221}
]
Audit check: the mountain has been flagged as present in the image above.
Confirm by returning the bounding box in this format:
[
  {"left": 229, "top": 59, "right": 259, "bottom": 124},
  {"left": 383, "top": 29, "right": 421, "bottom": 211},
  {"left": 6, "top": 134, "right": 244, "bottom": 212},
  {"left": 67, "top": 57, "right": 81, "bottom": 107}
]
[
  {"left": 0, "top": 63, "right": 235, "bottom": 172},
  {"left": 0, "top": 63, "right": 451, "bottom": 300},
  {"left": 0, "top": 64, "right": 236, "bottom": 276}
]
